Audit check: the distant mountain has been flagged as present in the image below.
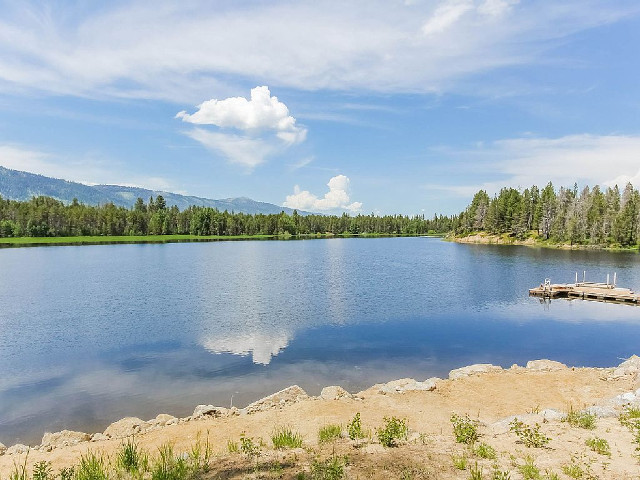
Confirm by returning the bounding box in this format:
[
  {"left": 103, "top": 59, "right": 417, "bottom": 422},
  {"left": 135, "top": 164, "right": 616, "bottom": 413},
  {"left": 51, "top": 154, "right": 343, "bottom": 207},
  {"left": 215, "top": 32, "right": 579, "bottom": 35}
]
[{"left": 0, "top": 166, "right": 306, "bottom": 215}]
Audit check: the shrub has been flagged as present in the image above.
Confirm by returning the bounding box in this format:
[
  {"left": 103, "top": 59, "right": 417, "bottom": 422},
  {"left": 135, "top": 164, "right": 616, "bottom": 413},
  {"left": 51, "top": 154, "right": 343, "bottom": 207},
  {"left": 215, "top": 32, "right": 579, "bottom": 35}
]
[
  {"left": 76, "top": 452, "right": 108, "bottom": 480},
  {"left": 509, "top": 419, "right": 550, "bottom": 448},
  {"left": 310, "top": 456, "right": 345, "bottom": 480},
  {"left": 452, "top": 455, "right": 467, "bottom": 470},
  {"left": 451, "top": 413, "right": 479, "bottom": 444},
  {"left": 271, "top": 426, "right": 304, "bottom": 449},
  {"left": 59, "top": 467, "right": 74, "bottom": 480},
  {"left": 347, "top": 413, "right": 365, "bottom": 440},
  {"left": 376, "top": 416, "right": 408, "bottom": 447},
  {"left": 117, "top": 437, "right": 146, "bottom": 473},
  {"left": 318, "top": 424, "right": 342, "bottom": 444},
  {"left": 474, "top": 442, "right": 496, "bottom": 460},
  {"left": 517, "top": 456, "right": 541, "bottom": 480},
  {"left": 32, "top": 461, "right": 52, "bottom": 480},
  {"left": 585, "top": 437, "right": 611, "bottom": 456},
  {"left": 562, "top": 408, "right": 596, "bottom": 430},
  {"left": 239, "top": 433, "right": 261, "bottom": 459}
]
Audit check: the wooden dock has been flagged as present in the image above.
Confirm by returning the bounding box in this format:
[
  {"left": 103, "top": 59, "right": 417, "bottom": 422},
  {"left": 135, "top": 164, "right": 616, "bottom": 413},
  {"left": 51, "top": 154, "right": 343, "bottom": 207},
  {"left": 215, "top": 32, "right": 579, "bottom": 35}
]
[{"left": 529, "top": 276, "right": 639, "bottom": 305}]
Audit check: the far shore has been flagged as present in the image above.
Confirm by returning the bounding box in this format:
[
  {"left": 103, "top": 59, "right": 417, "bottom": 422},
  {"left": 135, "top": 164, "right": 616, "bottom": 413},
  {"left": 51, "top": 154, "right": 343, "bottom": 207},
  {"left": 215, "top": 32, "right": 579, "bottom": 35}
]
[{"left": 2, "top": 356, "right": 639, "bottom": 479}]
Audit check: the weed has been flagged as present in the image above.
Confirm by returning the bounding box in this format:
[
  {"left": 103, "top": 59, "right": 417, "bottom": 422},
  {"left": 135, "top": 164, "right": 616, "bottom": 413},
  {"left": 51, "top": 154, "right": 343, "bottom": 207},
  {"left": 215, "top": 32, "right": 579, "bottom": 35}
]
[
  {"left": 509, "top": 419, "right": 550, "bottom": 448},
  {"left": 469, "top": 462, "right": 483, "bottom": 480},
  {"left": 376, "top": 416, "right": 408, "bottom": 447},
  {"left": 117, "top": 437, "right": 146, "bottom": 473},
  {"left": 491, "top": 466, "right": 511, "bottom": 480},
  {"left": 347, "top": 412, "right": 365, "bottom": 440},
  {"left": 310, "top": 456, "right": 345, "bottom": 480},
  {"left": 563, "top": 408, "right": 596, "bottom": 430},
  {"left": 76, "top": 452, "right": 108, "bottom": 480},
  {"left": 474, "top": 442, "right": 497, "bottom": 460},
  {"left": 585, "top": 437, "right": 611, "bottom": 456},
  {"left": 59, "top": 467, "right": 74, "bottom": 480},
  {"left": 239, "top": 433, "right": 261, "bottom": 459},
  {"left": 271, "top": 426, "right": 304, "bottom": 449},
  {"left": 451, "top": 413, "right": 480, "bottom": 445},
  {"left": 619, "top": 406, "right": 640, "bottom": 450},
  {"left": 189, "top": 431, "right": 212, "bottom": 472},
  {"left": 544, "top": 471, "right": 560, "bottom": 480},
  {"left": 9, "top": 453, "right": 29, "bottom": 480},
  {"left": 561, "top": 463, "right": 583, "bottom": 479},
  {"left": 318, "top": 424, "right": 342, "bottom": 444},
  {"left": 32, "top": 461, "right": 53, "bottom": 480},
  {"left": 226, "top": 439, "right": 239, "bottom": 453},
  {"left": 151, "top": 444, "right": 188, "bottom": 480},
  {"left": 452, "top": 454, "right": 468, "bottom": 470},
  {"left": 517, "top": 456, "right": 541, "bottom": 480}
]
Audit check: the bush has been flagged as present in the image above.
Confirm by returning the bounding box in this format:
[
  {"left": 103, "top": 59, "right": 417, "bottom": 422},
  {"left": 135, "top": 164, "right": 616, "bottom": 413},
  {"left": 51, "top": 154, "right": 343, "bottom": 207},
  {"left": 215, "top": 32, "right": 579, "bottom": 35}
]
[
  {"left": 32, "top": 462, "right": 53, "bottom": 480},
  {"left": 347, "top": 412, "right": 365, "bottom": 440},
  {"left": 377, "top": 416, "right": 408, "bottom": 447},
  {"left": 271, "top": 426, "right": 303, "bottom": 449},
  {"left": 451, "top": 413, "right": 479, "bottom": 444},
  {"left": 509, "top": 419, "right": 550, "bottom": 448},
  {"left": 310, "top": 456, "right": 345, "bottom": 480},
  {"left": 318, "top": 424, "right": 342, "bottom": 444},
  {"left": 585, "top": 437, "right": 611, "bottom": 456},
  {"left": 562, "top": 408, "right": 596, "bottom": 430},
  {"left": 474, "top": 442, "right": 496, "bottom": 460}
]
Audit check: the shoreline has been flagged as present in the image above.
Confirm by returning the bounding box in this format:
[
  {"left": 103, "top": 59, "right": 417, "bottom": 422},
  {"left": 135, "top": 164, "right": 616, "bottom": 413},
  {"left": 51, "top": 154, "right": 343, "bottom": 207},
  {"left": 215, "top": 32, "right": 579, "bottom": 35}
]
[{"left": 2, "top": 356, "right": 639, "bottom": 478}]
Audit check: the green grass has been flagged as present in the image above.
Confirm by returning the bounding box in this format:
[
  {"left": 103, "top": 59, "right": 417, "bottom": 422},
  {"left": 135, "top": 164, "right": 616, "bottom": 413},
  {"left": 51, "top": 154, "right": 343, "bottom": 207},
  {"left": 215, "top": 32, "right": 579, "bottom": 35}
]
[
  {"left": 452, "top": 455, "right": 468, "bottom": 470},
  {"left": 318, "top": 424, "right": 342, "bottom": 444},
  {"left": 562, "top": 409, "right": 597, "bottom": 430},
  {"left": 474, "top": 442, "right": 497, "bottom": 460},
  {"left": 75, "top": 452, "right": 108, "bottom": 480},
  {"left": 116, "top": 437, "right": 146, "bottom": 473},
  {"left": 451, "top": 413, "right": 480, "bottom": 445},
  {"left": 585, "top": 437, "right": 611, "bottom": 456},
  {"left": 517, "top": 456, "right": 541, "bottom": 480},
  {"left": 151, "top": 444, "right": 188, "bottom": 480},
  {"left": 271, "top": 426, "right": 304, "bottom": 449},
  {"left": 309, "top": 455, "right": 345, "bottom": 480}
]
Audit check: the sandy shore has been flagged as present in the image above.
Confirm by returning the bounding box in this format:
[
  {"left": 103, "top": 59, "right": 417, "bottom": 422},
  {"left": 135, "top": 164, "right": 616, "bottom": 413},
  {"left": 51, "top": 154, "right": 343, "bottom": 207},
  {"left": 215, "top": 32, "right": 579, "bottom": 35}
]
[{"left": 1, "top": 357, "right": 639, "bottom": 479}]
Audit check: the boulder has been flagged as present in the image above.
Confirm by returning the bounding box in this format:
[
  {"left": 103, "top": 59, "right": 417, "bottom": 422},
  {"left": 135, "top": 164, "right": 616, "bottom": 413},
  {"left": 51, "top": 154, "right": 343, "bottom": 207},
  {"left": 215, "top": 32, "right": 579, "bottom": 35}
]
[
  {"left": 584, "top": 406, "right": 618, "bottom": 418},
  {"left": 192, "top": 405, "right": 228, "bottom": 419},
  {"left": 41, "top": 430, "right": 90, "bottom": 449},
  {"left": 0, "top": 442, "right": 6, "bottom": 455},
  {"left": 6, "top": 444, "right": 29, "bottom": 455},
  {"left": 103, "top": 417, "right": 149, "bottom": 439},
  {"left": 526, "top": 360, "right": 567, "bottom": 372},
  {"left": 607, "top": 391, "right": 638, "bottom": 406},
  {"left": 91, "top": 433, "right": 109, "bottom": 442},
  {"left": 449, "top": 364, "right": 502, "bottom": 380},
  {"left": 374, "top": 378, "right": 438, "bottom": 394},
  {"left": 320, "top": 386, "right": 353, "bottom": 400},
  {"left": 150, "top": 414, "right": 178, "bottom": 426},
  {"left": 243, "top": 385, "right": 308, "bottom": 414},
  {"left": 611, "top": 355, "right": 640, "bottom": 379},
  {"left": 539, "top": 409, "right": 564, "bottom": 421}
]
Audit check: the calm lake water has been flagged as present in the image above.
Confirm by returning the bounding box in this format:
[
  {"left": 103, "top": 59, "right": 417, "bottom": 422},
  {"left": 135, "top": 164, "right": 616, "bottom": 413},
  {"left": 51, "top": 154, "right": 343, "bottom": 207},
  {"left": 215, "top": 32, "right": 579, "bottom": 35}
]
[{"left": 1, "top": 237, "right": 640, "bottom": 445}]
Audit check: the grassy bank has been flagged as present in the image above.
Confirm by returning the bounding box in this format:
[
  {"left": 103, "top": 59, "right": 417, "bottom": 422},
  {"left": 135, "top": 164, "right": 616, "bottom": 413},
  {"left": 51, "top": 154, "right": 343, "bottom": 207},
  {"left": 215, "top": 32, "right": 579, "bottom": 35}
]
[{"left": 0, "top": 233, "right": 443, "bottom": 248}]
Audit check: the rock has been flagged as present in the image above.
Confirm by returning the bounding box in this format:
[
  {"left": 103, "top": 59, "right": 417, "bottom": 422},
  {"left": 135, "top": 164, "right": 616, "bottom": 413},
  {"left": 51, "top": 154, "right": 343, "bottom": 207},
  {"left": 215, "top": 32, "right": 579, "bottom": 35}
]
[
  {"left": 320, "top": 386, "right": 353, "bottom": 400},
  {"left": 243, "top": 385, "right": 309, "bottom": 414},
  {"left": 104, "top": 417, "right": 149, "bottom": 439},
  {"left": 6, "top": 444, "right": 29, "bottom": 455},
  {"left": 449, "top": 364, "right": 502, "bottom": 380},
  {"left": 91, "top": 433, "right": 109, "bottom": 442},
  {"left": 611, "top": 355, "right": 640, "bottom": 379},
  {"left": 150, "top": 414, "right": 177, "bottom": 426},
  {"left": 0, "top": 442, "right": 6, "bottom": 455},
  {"left": 539, "top": 409, "right": 564, "bottom": 421},
  {"left": 526, "top": 360, "right": 567, "bottom": 372},
  {"left": 41, "top": 430, "right": 90, "bottom": 449},
  {"left": 607, "top": 391, "right": 638, "bottom": 406},
  {"left": 491, "top": 414, "right": 545, "bottom": 434},
  {"left": 192, "top": 405, "right": 228, "bottom": 419},
  {"left": 374, "top": 378, "right": 439, "bottom": 394},
  {"left": 584, "top": 406, "right": 618, "bottom": 418},
  {"left": 229, "top": 407, "right": 240, "bottom": 416}
]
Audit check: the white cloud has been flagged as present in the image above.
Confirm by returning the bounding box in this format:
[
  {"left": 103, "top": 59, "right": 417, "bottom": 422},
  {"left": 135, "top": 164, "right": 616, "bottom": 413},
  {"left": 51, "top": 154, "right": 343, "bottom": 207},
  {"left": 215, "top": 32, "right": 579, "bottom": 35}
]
[
  {"left": 284, "top": 175, "right": 363, "bottom": 212},
  {"left": 184, "top": 129, "right": 274, "bottom": 169},
  {"left": 0, "top": 1, "right": 632, "bottom": 100},
  {"left": 201, "top": 332, "right": 290, "bottom": 365},
  {"left": 427, "top": 134, "right": 640, "bottom": 196},
  {"left": 177, "top": 86, "right": 306, "bottom": 144}
]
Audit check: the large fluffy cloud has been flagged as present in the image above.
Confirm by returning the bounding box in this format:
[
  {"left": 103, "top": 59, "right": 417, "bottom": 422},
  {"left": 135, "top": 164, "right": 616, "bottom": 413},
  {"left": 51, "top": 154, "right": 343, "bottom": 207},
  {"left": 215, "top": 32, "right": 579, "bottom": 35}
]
[
  {"left": 177, "top": 87, "right": 305, "bottom": 168},
  {"left": 0, "top": 1, "right": 632, "bottom": 101},
  {"left": 284, "top": 175, "right": 362, "bottom": 212}
]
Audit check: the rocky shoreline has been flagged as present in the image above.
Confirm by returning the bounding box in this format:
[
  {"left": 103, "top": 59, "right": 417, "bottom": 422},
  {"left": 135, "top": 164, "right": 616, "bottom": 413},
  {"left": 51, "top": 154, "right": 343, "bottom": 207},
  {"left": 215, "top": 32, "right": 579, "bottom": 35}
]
[{"left": 2, "top": 357, "right": 639, "bottom": 456}]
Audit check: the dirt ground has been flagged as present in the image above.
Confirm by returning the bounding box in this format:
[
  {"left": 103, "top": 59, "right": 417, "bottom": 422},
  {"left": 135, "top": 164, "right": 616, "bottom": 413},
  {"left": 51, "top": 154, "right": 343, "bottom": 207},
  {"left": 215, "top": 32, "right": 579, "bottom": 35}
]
[{"left": 1, "top": 364, "right": 639, "bottom": 479}]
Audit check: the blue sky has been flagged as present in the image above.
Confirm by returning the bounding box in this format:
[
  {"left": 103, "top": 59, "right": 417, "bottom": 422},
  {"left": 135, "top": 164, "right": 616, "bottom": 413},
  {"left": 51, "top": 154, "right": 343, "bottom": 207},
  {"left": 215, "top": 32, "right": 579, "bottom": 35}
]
[{"left": 1, "top": 0, "right": 640, "bottom": 215}]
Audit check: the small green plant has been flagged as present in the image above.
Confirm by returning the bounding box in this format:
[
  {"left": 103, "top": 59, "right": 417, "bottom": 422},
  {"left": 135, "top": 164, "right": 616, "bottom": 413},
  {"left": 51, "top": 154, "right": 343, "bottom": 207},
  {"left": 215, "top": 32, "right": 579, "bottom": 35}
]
[
  {"left": 509, "top": 419, "right": 550, "bottom": 448},
  {"left": 189, "top": 432, "right": 212, "bottom": 473},
  {"left": 561, "top": 463, "right": 583, "bottom": 479},
  {"left": 517, "top": 456, "right": 541, "bottom": 480},
  {"left": 452, "top": 454, "right": 468, "bottom": 470},
  {"left": 76, "top": 452, "right": 108, "bottom": 480},
  {"left": 585, "top": 437, "right": 611, "bottom": 456},
  {"left": 563, "top": 408, "right": 596, "bottom": 430},
  {"left": 151, "top": 444, "right": 188, "bottom": 480},
  {"left": 8, "top": 452, "right": 29, "bottom": 480},
  {"left": 271, "top": 426, "right": 304, "bottom": 449},
  {"left": 619, "top": 406, "right": 640, "bottom": 450},
  {"left": 469, "top": 462, "right": 483, "bottom": 480},
  {"left": 376, "top": 416, "right": 408, "bottom": 447},
  {"left": 544, "top": 472, "right": 560, "bottom": 480},
  {"left": 318, "top": 424, "right": 342, "bottom": 444},
  {"left": 239, "top": 433, "right": 261, "bottom": 459},
  {"left": 451, "top": 413, "right": 479, "bottom": 444},
  {"left": 310, "top": 455, "right": 345, "bottom": 480},
  {"left": 227, "top": 439, "right": 239, "bottom": 453},
  {"left": 117, "top": 437, "right": 146, "bottom": 473},
  {"left": 491, "top": 466, "right": 511, "bottom": 480},
  {"left": 474, "top": 442, "right": 497, "bottom": 460},
  {"left": 59, "top": 467, "right": 74, "bottom": 480},
  {"left": 347, "top": 412, "right": 365, "bottom": 440},
  {"left": 32, "top": 461, "right": 53, "bottom": 480}
]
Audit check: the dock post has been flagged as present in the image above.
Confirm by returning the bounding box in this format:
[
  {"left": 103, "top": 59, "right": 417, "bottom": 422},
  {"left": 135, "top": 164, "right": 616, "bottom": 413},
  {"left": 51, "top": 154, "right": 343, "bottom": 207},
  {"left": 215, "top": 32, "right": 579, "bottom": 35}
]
[
  {"left": 575, "top": 272, "right": 578, "bottom": 284},
  {"left": 614, "top": 272, "right": 617, "bottom": 287},
  {"left": 607, "top": 273, "right": 610, "bottom": 286},
  {"left": 583, "top": 271, "right": 586, "bottom": 283}
]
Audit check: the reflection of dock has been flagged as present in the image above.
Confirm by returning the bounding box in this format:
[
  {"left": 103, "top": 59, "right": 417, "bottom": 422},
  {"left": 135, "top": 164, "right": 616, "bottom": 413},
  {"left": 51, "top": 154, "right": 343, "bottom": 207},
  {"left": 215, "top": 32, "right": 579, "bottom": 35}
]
[{"left": 529, "top": 273, "right": 639, "bottom": 305}]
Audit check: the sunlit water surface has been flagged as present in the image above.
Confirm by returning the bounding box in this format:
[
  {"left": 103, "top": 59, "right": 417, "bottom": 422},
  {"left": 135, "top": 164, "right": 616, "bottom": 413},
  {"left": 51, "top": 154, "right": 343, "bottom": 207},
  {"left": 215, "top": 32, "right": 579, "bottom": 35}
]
[{"left": 1, "top": 237, "right": 639, "bottom": 444}]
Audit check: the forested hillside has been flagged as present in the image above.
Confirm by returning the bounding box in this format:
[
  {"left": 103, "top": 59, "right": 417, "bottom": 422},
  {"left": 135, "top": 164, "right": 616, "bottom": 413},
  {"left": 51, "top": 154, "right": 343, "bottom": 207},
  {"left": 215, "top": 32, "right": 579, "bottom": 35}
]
[
  {"left": 454, "top": 182, "right": 640, "bottom": 247},
  {"left": 0, "top": 195, "right": 451, "bottom": 238}
]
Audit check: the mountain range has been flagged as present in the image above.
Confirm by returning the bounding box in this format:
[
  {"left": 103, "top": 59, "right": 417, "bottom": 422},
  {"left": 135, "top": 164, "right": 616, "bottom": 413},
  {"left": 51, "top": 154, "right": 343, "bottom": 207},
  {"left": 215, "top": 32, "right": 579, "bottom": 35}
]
[{"left": 0, "top": 166, "right": 306, "bottom": 215}]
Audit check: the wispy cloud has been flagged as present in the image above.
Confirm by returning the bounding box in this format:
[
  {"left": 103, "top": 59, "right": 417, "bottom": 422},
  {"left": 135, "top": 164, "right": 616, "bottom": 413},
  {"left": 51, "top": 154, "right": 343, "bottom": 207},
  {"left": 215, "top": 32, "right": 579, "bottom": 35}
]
[
  {"left": 0, "top": 1, "right": 634, "bottom": 101},
  {"left": 283, "top": 175, "right": 362, "bottom": 212}
]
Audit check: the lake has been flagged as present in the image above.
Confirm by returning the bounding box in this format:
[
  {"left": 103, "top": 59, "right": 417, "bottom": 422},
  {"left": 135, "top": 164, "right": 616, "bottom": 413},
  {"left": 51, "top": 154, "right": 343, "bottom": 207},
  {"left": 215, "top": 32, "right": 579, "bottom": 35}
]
[{"left": 1, "top": 237, "right": 639, "bottom": 445}]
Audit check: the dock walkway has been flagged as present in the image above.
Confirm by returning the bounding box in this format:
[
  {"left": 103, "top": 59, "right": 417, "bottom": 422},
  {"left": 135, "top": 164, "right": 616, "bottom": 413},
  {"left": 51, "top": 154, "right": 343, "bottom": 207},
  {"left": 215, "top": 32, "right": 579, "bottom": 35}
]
[{"left": 529, "top": 280, "right": 639, "bottom": 305}]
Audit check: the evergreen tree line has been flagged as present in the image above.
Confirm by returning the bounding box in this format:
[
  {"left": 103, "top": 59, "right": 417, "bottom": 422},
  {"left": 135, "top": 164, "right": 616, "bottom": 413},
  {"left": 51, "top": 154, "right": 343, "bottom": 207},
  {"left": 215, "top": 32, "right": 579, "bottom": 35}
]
[
  {"left": 0, "top": 195, "right": 453, "bottom": 238},
  {"left": 454, "top": 182, "right": 640, "bottom": 247}
]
